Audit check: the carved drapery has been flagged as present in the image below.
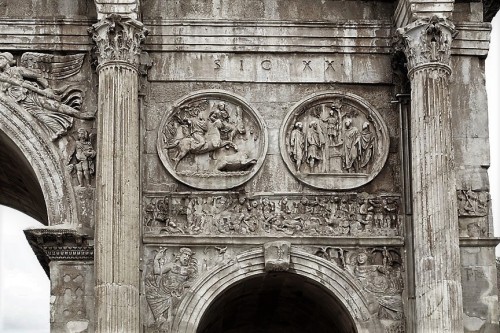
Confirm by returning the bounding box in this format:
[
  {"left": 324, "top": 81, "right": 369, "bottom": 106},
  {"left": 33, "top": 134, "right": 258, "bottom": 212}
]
[
  {"left": 90, "top": 14, "right": 147, "bottom": 333},
  {"left": 398, "top": 17, "right": 464, "bottom": 332}
]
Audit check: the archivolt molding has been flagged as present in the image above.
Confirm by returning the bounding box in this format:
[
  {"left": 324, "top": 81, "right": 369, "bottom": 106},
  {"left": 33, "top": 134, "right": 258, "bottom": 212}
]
[
  {"left": 0, "top": 93, "right": 77, "bottom": 226},
  {"left": 173, "top": 247, "right": 380, "bottom": 333}
]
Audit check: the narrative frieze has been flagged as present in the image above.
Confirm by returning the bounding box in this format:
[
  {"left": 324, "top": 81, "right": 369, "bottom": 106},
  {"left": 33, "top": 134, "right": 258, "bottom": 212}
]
[
  {"left": 280, "top": 92, "right": 389, "bottom": 190},
  {"left": 157, "top": 90, "right": 268, "bottom": 190},
  {"left": 143, "top": 192, "right": 402, "bottom": 237}
]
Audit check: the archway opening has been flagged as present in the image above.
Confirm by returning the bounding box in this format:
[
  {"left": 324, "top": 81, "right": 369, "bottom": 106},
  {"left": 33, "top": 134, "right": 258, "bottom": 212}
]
[
  {"left": 0, "top": 129, "right": 47, "bottom": 224},
  {"left": 197, "top": 272, "right": 357, "bottom": 333}
]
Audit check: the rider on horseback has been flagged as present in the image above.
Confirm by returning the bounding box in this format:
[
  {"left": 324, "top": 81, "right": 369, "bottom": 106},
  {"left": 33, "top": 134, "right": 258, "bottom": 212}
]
[
  {"left": 186, "top": 113, "right": 208, "bottom": 151},
  {"left": 209, "top": 102, "right": 237, "bottom": 142}
]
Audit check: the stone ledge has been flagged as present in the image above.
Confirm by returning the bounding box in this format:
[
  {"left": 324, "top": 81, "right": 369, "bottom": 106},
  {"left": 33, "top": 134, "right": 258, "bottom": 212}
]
[
  {"left": 459, "top": 237, "right": 500, "bottom": 247},
  {"left": 24, "top": 228, "right": 94, "bottom": 276},
  {"left": 142, "top": 235, "right": 405, "bottom": 246}
]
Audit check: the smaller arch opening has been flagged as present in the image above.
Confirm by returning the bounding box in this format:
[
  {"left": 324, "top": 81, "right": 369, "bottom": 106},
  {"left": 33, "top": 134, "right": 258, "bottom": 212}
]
[
  {"left": 197, "top": 272, "right": 357, "bottom": 333},
  {"left": 0, "top": 130, "right": 47, "bottom": 224}
]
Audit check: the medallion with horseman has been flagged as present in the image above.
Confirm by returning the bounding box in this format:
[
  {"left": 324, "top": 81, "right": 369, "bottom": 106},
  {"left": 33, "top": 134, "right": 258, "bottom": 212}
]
[{"left": 157, "top": 91, "right": 268, "bottom": 189}]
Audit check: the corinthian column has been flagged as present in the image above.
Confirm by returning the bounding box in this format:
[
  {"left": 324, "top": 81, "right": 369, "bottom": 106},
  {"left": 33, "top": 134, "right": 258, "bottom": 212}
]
[
  {"left": 90, "top": 14, "right": 147, "bottom": 333},
  {"left": 398, "top": 17, "right": 464, "bottom": 332}
]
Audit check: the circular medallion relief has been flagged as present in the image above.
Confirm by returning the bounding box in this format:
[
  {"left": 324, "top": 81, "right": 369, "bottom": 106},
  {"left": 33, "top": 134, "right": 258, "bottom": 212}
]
[
  {"left": 280, "top": 92, "right": 389, "bottom": 190},
  {"left": 157, "top": 90, "right": 268, "bottom": 190}
]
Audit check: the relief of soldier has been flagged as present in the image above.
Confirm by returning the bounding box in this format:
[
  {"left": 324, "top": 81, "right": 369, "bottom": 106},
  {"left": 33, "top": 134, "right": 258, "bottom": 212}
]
[{"left": 144, "top": 194, "right": 402, "bottom": 238}]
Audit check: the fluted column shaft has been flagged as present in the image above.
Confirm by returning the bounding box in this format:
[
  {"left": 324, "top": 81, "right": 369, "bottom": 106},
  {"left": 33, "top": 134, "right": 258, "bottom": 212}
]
[
  {"left": 90, "top": 15, "right": 147, "bottom": 333},
  {"left": 399, "top": 18, "right": 464, "bottom": 332}
]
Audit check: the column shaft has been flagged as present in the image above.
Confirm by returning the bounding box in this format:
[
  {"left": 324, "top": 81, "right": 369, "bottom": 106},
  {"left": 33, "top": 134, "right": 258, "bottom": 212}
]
[
  {"left": 95, "top": 63, "right": 140, "bottom": 332},
  {"left": 399, "top": 17, "right": 464, "bottom": 332},
  {"left": 410, "top": 64, "right": 463, "bottom": 332},
  {"left": 90, "top": 15, "right": 147, "bottom": 333}
]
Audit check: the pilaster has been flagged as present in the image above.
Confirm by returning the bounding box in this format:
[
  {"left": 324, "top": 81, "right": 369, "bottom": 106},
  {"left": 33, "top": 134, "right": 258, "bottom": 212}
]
[
  {"left": 398, "top": 17, "right": 464, "bottom": 332},
  {"left": 90, "top": 14, "right": 147, "bottom": 333}
]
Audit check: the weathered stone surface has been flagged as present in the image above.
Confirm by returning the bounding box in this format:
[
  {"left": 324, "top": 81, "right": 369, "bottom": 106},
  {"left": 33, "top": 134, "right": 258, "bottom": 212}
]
[{"left": 0, "top": 0, "right": 496, "bottom": 332}]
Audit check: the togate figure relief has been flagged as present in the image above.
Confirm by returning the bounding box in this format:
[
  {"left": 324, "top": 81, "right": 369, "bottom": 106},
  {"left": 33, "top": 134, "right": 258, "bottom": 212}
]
[
  {"left": 0, "top": 52, "right": 93, "bottom": 141},
  {"left": 143, "top": 192, "right": 402, "bottom": 237},
  {"left": 281, "top": 92, "right": 389, "bottom": 190},
  {"left": 145, "top": 247, "right": 198, "bottom": 332},
  {"left": 157, "top": 90, "right": 267, "bottom": 190}
]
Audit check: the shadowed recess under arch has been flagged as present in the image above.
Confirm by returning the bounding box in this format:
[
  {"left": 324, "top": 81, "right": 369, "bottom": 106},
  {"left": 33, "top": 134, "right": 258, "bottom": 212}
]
[{"left": 197, "top": 272, "right": 357, "bottom": 333}]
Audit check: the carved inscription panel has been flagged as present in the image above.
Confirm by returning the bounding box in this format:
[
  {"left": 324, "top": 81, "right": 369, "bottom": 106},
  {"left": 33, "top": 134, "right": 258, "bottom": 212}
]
[
  {"left": 280, "top": 92, "right": 389, "bottom": 190},
  {"left": 157, "top": 90, "right": 268, "bottom": 190}
]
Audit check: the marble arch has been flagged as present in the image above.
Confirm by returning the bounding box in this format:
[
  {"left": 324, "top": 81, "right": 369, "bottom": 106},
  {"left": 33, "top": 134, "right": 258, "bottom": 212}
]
[
  {"left": 0, "top": 95, "right": 77, "bottom": 226},
  {"left": 173, "top": 247, "right": 381, "bottom": 333}
]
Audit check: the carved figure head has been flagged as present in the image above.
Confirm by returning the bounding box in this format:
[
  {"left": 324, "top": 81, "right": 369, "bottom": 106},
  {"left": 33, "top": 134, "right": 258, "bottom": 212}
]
[
  {"left": 344, "top": 118, "right": 352, "bottom": 128},
  {"left": 77, "top": 128, "right": 89, "bottom": 141},
  {"left": 294, "top": 122, "right": 303, "bottom": 130},
  {"left": 217, "top": 102, "right": 226, "bottom": 111},
  {"left": 362, "top": 122, "right": 370, "bottom": 130},
  {"left": 356, "top": 252, "right": 368, "bottom": 265},
  {"left": 0, "top": 52, "right": 14, "bottom": 70},
  {"left": 178, "top": 247, "right": 194, "bottom": 266}
]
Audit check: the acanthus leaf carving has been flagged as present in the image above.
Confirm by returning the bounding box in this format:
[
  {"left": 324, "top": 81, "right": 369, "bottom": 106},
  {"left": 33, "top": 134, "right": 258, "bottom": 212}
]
[
  {"left": 0, "top": 52, "right": 93, "bottom": 141},
  {"left": 397, "top": 16, "right": 457, "bottom": 73},
  {"left": 90, "top": 14, "right": 148, "bottom": 68}
]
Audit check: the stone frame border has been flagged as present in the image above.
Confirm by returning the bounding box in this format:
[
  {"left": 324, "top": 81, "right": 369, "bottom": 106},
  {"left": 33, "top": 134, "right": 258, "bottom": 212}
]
[
  {"left": 279, "top": 91, "right": 390, "bottom": 190},
  {"left": 156, "top": 89, "right": 268, "bottom": 190},
  {"left": 172, "top": 246, "right": 382, "bottom": 333}
]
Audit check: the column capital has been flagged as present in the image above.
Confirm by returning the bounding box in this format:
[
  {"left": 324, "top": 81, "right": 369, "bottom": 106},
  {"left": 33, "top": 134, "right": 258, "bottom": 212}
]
[
  {"left": 89, "top": 14, "right": 148, "bottom": 69},
  {"left": 397, "top": 17, "right": 457, "bottom": 75}
]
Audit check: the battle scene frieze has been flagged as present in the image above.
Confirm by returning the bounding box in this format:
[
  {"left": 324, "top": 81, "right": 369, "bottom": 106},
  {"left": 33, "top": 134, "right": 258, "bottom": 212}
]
[
  {"left": 157, "top": 90, "right": 268, "bottom": 190},
  {"left": 143, "top": 192, "right": 402, "bottom": 238},
  {"left": 280, "top": 91, "right": 390, "bottom": 190}
]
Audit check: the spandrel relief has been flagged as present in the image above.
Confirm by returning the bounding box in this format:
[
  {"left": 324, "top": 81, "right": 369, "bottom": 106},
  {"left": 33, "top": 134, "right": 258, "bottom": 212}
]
[
  {"left": 143, "top": 192, "right": 402, "bottom": 237},
  {"left": 143, "top": 245, "right": 246, "bottom": 332},
  {"left": 314, "top": 246, "right": 405, "bottom": 332},
  {"left": 157, "top": 90, "right": 268, "bottom": 190},
  {"left": 281, "top": 92, "right": 389, "bottom": 189},
  {"left": 0, "top": 52, "right": 93, "bottom": 141}
]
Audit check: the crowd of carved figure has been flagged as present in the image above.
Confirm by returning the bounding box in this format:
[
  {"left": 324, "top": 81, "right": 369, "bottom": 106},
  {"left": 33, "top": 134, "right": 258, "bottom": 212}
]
[
  {"left": 144, "top": 193, "right": 402, "bottom": 237},
  {"left": 288, "top": 104, "right": 376, "bottom": 174}
]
